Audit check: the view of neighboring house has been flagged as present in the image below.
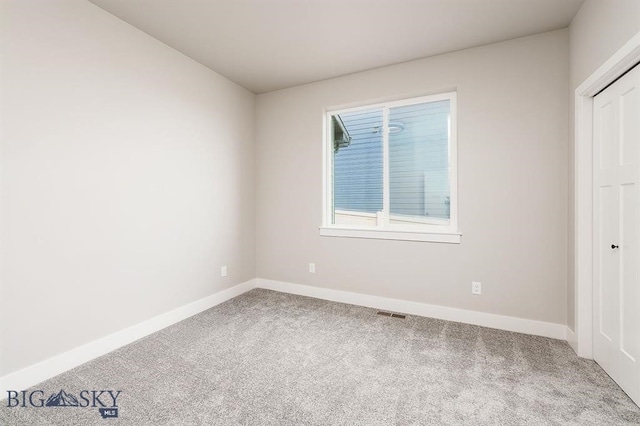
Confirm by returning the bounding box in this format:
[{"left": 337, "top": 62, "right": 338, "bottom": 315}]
[{"left": 333, "top": 100, "right": 451, "bottom": 226}]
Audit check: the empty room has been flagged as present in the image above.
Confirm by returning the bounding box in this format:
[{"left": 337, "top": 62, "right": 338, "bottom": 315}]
[{"left": 1, "top": 0, "right": 640, "bottom": 424}]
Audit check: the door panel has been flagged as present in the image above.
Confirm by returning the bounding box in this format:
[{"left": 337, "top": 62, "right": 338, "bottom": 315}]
[
  {"left": 599, "top": 101, "right": 615, "bottom": 169},
  {"left": 620, "top": 182, "right": 637, "bottom": 360},
  {"left": 621, "top": 87, "right": 638, "bottom": 165},
  {"left": 598, "top": 185, "right": 616, "bottom": 343}
]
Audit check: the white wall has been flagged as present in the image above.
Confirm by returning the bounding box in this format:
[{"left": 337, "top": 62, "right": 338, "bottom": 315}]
[
  {"left": 567, "top": 0, "right": 640, "bottom": 331},
  {"left": 256, "top": 30, "right": 569, "bottom": 326},
  {"left": 0, "top": 0, "right": 255, "bottom": 376}
]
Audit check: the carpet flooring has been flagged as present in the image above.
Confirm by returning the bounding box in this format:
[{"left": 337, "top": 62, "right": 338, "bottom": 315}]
[{"left": 2, "top": 288, "right": 639, "bottom": 425}]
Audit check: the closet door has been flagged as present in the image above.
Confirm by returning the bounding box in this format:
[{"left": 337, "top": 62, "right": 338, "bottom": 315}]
[{"left": 593, "top": 64, "right": 640, "bottom": 406}]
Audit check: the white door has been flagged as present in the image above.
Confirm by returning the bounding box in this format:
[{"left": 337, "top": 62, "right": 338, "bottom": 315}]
[{"left": 593, "top": 63, "right": 640, "bottom": 406}]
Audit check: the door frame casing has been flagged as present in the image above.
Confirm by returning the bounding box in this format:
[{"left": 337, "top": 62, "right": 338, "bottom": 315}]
[{"left": 573, "top": 32, "right": 640, "bottom": 358}]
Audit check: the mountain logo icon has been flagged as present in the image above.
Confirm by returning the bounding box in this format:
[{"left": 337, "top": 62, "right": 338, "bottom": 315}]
[{"left": 45, "top": 390, "right": 80, "bottom": 407}]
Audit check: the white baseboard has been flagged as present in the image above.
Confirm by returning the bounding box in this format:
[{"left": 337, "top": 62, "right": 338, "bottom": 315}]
[
  {"left": 256, "top": 279, "right": 567, "bottom": 341},
  {"left": 0, "top": 279, "right": 257, "bottom": 395},
  {"left": 566, "top": 327, "right": 578, "bottom": 355}
]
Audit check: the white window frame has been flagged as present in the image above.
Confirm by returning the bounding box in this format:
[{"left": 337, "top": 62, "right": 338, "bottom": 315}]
[{"left": 320, "top": 92, "right": 461, "bottom": 243}]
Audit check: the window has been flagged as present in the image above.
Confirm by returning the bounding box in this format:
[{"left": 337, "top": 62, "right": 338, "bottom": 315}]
[{"left": 321, "top": 92, "right": 460, "bottom": 243}]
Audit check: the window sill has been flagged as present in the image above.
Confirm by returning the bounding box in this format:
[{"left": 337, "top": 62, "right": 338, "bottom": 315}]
[{"left": 319, "top": 226, "right": 461, "bottom": 243}]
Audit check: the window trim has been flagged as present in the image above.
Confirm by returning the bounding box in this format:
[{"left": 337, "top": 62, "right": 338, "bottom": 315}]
[{"left": 321, "top": 92, "right": 460, "bottom": 243}]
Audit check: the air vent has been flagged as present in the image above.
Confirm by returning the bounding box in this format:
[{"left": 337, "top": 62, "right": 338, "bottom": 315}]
[{"left": 377, "top": 311, "right": 406, "bottom": 319}]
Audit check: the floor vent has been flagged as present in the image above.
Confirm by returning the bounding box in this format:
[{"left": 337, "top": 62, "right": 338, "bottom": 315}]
[{"left": 377, "top": 311, "right": 406, "bottom": 319}]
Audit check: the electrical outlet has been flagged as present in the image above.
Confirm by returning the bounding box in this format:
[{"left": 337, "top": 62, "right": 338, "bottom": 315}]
[
  {"left": 472, "top": 281, "right": 482, "bottom": 295},
  {"left": 309, "top": 263, "right": 316, "bottom": 273},
  {"left": 221, "top": 266, "right": 227, "bottom": 277}
]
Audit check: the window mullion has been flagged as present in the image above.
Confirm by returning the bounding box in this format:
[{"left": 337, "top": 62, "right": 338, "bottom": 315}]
[{"left": 382, "top": 106, "right": 390, "bottom": 228}]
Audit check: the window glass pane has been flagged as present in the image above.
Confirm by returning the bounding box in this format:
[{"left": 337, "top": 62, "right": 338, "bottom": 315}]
[
  {"left": 332, "top": 108, "right": 383, "bottom": 226},
  {"left": 388, "top": 100, "right": 450, "bottom": 225}
]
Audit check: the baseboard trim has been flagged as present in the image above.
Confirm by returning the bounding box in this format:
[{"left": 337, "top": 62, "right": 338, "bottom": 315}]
[
  {"left": 566, "top": 327, "right": 578, "bottom": 355},
  {"left": 0, "top": 279, "right": 257, "bottom": 395},
  {"left": 256, "top": 279, "right": 567, "bottom": 341}
]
